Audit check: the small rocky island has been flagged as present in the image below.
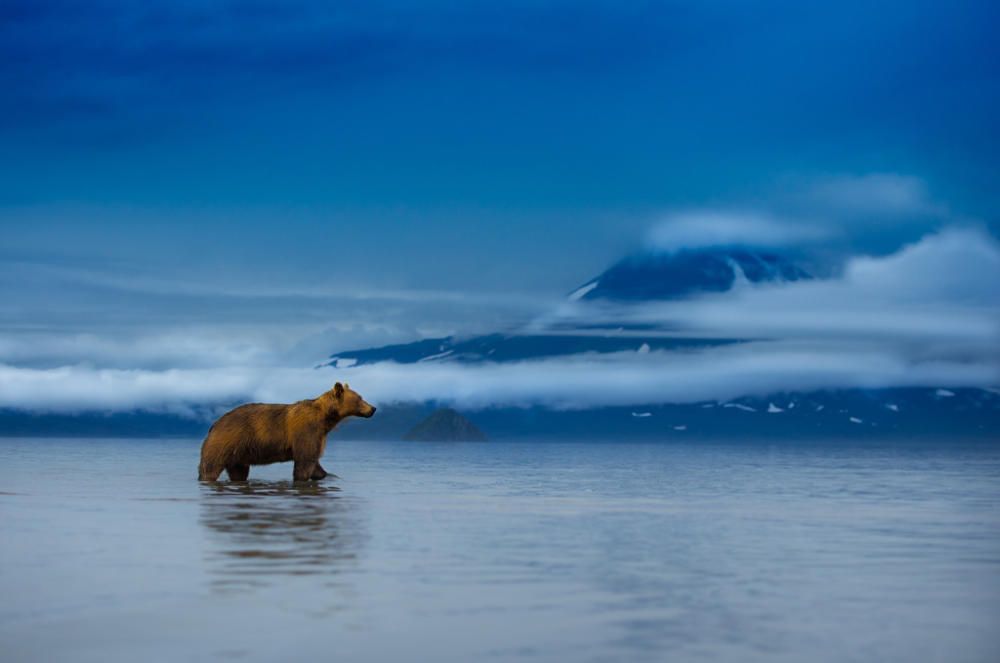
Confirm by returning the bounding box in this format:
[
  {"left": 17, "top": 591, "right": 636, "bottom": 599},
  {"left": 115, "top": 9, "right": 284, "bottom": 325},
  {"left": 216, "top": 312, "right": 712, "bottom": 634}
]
[{"left": 403, "top": 408, "right": 488, "bottom": 441}]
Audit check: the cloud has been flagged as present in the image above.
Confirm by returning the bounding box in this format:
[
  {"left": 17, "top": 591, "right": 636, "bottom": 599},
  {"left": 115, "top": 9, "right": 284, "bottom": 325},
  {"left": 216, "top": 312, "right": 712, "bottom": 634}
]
[
  {"left": 801, "top": 173, "right": 944, "bottom": 217},
  {"left": 0, "top": 0, "right": 685, "bottom": 142},
  {"left": 552, "top": 228, "right": 1000, "bottom": 352},
  {"left": 0, "top": 339, "right": 993, "bottom": 415},
  {"left": 337, "top": 343, "right": 995, "bottom": 409},
  {"left": 0, "top": 329, "right": 299, "bottom": 371},
  {"left": 0, "top": 227, "right": 995, "bottom": 414},
  {"left": 843, "top": 226, "right": 999, "bottom": 302},
  {"left": 646, "top": 211, "right": 831, "bottom": 251},
  {"left": 0, "top": 255, "right": 550, "bottom": 369},
  {"left": 0, "top": 364, "right": 260, "bottom": 416},
  {"left": 645, "top": 173, "right": 960, "bottom": 255},
  {"left": 0, "top": 257, "right": 547, "bottom": 307}
]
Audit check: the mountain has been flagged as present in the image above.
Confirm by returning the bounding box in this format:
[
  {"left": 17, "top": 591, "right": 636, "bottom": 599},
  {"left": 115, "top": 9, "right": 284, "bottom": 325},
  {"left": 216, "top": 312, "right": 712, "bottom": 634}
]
[
  {"left": 460, "top": 388, "right": 1000, "bottom": 440},
  {"left": 568, "top": 248, "right": 811, "bottom": 302},
  {"left": 321, "top": 247, "right": 999, "bottom": 440},
  {"left": 6, "top": 248, "right": 994, "bottom": 440},
  {"left": 328, "top": 248, "right": 804, "bottom": 368},
  {"left": 4, "top": 387, "right": 996, "bottom": 440},
  {"left": 329, "top": 332, "right": 737, "bottom": 367},
  {"left": 0, "top": 408, "right": 207, "bottom": 438},
  {"left": 403, "top": 408, "right": 488, "bottom": 442}
]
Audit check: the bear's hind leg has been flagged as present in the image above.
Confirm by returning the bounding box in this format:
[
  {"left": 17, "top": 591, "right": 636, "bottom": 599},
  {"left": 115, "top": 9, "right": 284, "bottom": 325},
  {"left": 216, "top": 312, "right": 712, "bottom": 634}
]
[
  {"left": 226, "top": 464, "right": 250, "bottom": 481},
  {"left": 293, "top": 459, "right": 318, "bottom": 482}
]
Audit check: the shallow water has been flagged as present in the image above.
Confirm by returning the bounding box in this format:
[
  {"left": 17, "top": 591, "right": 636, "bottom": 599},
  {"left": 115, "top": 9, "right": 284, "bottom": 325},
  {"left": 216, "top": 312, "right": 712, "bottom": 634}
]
[{"left": 1, "top": 437, "right": 998, "bottom": 662}]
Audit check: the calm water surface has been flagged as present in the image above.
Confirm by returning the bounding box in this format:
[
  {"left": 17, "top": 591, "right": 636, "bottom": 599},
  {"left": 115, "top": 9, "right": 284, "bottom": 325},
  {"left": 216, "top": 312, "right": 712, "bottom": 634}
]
[{"left": 1, "top": 437, "right": 998, "bottom": 662}]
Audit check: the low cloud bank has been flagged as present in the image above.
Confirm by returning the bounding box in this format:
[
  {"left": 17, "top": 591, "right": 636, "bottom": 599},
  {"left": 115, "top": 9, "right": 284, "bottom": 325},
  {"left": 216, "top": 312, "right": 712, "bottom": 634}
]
[
  {"left": 340, "top": 343, "right": 994, "bottom": 410},
  {"left": 646, "top": 211, "right": 830, "bottom": 251},
  {"left": 0, "top": 226, "right": 996, "bottom": 415},
  {"left": 646, "top": 173, "right": 953, "bottom": 255},
  {"left": 0, "top": 340, "right": 993, "bottom": 415},
  {"left": 552, "top": 227, "right": 1000, "bottom": 349}
]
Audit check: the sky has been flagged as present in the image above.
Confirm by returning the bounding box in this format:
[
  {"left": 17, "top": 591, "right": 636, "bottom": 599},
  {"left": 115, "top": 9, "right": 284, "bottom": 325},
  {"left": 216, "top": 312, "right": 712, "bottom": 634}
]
[{"left": 1, "top": 1, "right": 998, "bottom": 413}]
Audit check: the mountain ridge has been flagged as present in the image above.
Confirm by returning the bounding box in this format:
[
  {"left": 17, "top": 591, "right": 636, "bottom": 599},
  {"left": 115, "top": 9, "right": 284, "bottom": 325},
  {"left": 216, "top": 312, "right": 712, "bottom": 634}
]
[
  {"left": 570, "top": 247, "right": 811, "bottom": 302},
  {"left": 327, "top": 247, "right": 806, "bottom": 368}
]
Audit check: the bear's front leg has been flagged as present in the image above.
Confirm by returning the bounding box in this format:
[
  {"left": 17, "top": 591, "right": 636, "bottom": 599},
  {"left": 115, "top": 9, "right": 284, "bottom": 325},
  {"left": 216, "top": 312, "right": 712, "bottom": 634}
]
[
  {"left": 293, "top": 458, "right": 318, "bottom": 482},
  {"left": 311, "top": 462, "right": 330, "bottom": 480}
]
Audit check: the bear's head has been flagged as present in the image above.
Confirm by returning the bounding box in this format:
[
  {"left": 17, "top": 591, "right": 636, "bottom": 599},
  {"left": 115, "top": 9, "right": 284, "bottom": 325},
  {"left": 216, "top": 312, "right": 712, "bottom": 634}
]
[{"left": 331, "top": 382, "right": 376, "bottom": 419}]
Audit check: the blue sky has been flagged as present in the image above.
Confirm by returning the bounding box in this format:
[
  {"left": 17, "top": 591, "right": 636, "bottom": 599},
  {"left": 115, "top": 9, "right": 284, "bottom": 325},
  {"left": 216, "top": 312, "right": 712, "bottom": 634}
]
[
  {"left": 1, "top": 1, "right": 998, "bottom": 411},
  {"left": 3, "top": 3, "right": 999, "bottom": 266}
]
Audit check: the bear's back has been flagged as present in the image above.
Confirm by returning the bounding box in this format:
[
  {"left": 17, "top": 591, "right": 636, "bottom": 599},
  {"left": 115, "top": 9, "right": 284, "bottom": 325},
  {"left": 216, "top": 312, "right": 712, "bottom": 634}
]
[{"left": 217, "top": 402, "right": 287, "bottom": 438}]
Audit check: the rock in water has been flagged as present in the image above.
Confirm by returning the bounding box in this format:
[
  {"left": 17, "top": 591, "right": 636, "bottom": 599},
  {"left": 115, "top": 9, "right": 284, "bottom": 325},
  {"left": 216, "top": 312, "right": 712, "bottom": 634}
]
[{"left": 403, "top": 408, "right": 487, "bottom": 441}]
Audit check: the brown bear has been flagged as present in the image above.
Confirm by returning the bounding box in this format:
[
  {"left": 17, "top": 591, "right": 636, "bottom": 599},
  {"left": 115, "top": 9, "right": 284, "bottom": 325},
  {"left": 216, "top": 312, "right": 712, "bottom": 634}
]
[{"left": 198, "top": 382, "right": 376, "bottom": 482}]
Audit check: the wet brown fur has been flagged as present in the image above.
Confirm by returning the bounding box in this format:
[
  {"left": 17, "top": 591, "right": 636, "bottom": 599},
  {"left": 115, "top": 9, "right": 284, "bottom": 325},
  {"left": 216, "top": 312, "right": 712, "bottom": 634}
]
[{"left": 198, "top": 383, "right": 375, "bottom": 482}]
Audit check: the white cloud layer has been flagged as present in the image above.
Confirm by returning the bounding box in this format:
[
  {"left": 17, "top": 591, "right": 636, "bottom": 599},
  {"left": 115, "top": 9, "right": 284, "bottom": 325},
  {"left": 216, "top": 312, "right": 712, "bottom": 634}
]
[
  {"left": 646, "top": 210, "right": 831, "bottom": 251},
  {"left": 0, "top": 339, "right": 993, "bottom": 414},
  {"left": 0, "top": 227, "right": 996, "bottom": 414},
  {"left": 801, "top": 173, "right": 943, "bottom": 216},
  {"left": 646, "top": 173, "right": 955, "bottom": 254},
  {"left": 556, "top": 227, "right": 1000, "bottom": 347}
]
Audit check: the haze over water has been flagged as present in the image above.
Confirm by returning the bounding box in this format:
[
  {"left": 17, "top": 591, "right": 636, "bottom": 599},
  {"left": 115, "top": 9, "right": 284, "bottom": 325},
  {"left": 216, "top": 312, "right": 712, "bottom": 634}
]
[{"left": 1, "top": 437, "right": 998, "bottom": 662}]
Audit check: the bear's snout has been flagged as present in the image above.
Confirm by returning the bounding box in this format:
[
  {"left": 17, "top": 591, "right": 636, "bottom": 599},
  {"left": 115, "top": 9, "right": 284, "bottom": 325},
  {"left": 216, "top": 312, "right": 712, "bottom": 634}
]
[{"left": 364, "top": 405, "right": 377, "bottom": 418}]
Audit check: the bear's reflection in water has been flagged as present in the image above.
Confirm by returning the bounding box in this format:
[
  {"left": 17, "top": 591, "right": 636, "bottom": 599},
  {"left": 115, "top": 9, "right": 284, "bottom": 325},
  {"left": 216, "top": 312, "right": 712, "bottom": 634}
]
[{"left": 200, "top": 481, "right": 367, "bottom": 592}]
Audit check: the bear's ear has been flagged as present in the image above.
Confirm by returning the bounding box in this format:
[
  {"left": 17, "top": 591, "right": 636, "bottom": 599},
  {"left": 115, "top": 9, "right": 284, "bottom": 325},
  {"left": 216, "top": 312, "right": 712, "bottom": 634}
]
[
  {"left": 344, "top": 382, "right": 350, "bottom": 389},
  {"left": 333, "top": 382, "right": 344, "bottom": 399}
]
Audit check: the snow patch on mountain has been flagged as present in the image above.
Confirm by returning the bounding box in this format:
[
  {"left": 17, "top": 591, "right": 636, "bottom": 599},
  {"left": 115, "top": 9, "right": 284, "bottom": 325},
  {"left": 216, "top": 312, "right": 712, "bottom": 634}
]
[
  {"left": 568, "top": 281, "right": 599, "bottom": 301},
  {"left": 419, "top": 350, "right": 454, "bottom": 362}
]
